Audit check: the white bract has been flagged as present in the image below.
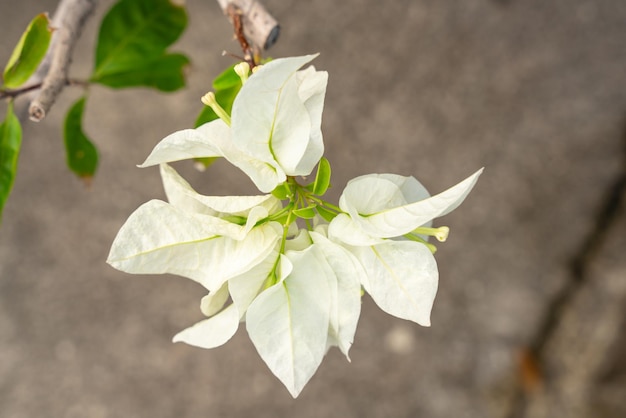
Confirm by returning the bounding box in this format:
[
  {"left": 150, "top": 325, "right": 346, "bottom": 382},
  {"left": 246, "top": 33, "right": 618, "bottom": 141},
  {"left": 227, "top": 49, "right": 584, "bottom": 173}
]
[
  {"left": 107, "top": 54, "right": 483, "bottom": 398},
  {"left": 139, "top": 55, "right": 328, "bottom": 193},
  {"left": 107, "top": 163, "right": 283, "bottom": 292},
  {"left": 329, "top": 169, "right": 483, "bottom": 245},
  {"left": 328, "top": 169, "right": 483, "bottom": 324}
]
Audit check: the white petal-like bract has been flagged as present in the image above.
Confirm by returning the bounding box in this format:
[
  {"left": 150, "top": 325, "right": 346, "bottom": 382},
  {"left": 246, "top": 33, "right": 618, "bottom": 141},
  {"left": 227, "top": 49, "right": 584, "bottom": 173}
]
[
  {"left": 200, "top": 283, "right": 230, "bottom": 317},
  {"left": 348, "top": 240, "right": 438, "bottom": 326},
  {"left": 232, "top": 55, "right": 325, "bottom": 174},
  {"left": 246, "top": 246, "right": 332, "bottom": 398},
  {"left": 140, "top": 120, "right": 228, "bottom": 167},
  {"left": 107, "top": 200, "right": 282, "bottom": 291},
  {"left": 333, "top": 168, "right": 483, "bottom": 242},
  {"left": 140, "top": 55, "right": 328, "bottom": 194},
  {"left": 228, "top": 249, "right": 280, "bottom": 316},
  {"left": 173, "top": 304, "right": 240, "bottom": 349},
  {"left": 160, "top": 163, "right": 280, "bottom": 217},
  {"left": 328, "top": 213, "right": 386, "bottom": 246},
  {"left": 310, "top": 231, "right": 363, "bottom": 359}
]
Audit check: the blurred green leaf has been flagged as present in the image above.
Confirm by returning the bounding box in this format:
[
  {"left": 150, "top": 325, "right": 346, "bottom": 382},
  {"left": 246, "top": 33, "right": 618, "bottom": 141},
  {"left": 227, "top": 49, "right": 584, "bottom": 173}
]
[
  {"left": 93, "top": 53, "right": 189, "bottom": 91},
  {"left": 0, "top": 102, "right": 23, "bottom": 222},
  {"left": 194, "top": 105, "right": 217, "bottom": 128},
  {"left": 2, "top": 13, "right": 52, "bottom": 88},
  {"left": 213, "top": 65, "right": 243, "bottom": 90},
  {"left": 293, "top": 206, "right": 317, "bottom": 219},
  {"left": 91, "top": 0, "right": 189, "bottom": 91},
  {"left": 271, "top": 183, "right": 291, "bottom": 200},
  {"left": 311, "top": 157, "right": 331, "bottom": 196},
  {"left": 316, "top": 206, "right": 337, "bottom": 222},
  {"left": 195, "top": 65, "right": 242, "bottom": 127},
  {"left": 64, "top": 97, "right": 98, "bottom": 179}
]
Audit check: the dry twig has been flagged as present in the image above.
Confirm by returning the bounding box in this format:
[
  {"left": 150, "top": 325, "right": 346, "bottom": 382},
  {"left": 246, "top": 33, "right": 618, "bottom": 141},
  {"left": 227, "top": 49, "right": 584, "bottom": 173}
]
[
  {"left": 28, "top": 0, "right": 97, "bottom": 122},
  {"left": 215, "top": 0, "right": 280, "bottom": 53}
]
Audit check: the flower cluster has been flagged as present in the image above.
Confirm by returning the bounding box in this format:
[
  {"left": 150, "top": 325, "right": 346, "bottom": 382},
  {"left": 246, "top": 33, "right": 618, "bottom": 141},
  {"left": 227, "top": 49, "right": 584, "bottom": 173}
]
[{"left": 107, "top": 55, "right": 482, "bottom": 397}]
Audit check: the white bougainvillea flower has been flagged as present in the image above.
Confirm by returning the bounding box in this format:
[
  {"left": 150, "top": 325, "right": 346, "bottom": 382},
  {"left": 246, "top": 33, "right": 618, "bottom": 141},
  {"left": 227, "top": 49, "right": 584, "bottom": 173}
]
[
  {"left": 328, "top": 168, "right": 483, "bottom": 245},
  {"left": 107, "top": 164, "right": 282, "bottom": 292},
  {"left": 326, "top": 168, "right": 483, "bottom": 325},
  {"left": 106, "top": 50, "right": 485, "bottom": 399},
  {"left": 139, "top": 55, "right": 328, "bottom": 193}
]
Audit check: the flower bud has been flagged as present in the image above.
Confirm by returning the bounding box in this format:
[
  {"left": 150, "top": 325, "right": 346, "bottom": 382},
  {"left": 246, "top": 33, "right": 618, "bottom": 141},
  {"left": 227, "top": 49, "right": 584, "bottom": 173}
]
[
  {"left": 234, "top": 62, "right": 250, "bottom": 84},
  {"left": 201, "top": 92, "right": 231, "bottom": 126}
]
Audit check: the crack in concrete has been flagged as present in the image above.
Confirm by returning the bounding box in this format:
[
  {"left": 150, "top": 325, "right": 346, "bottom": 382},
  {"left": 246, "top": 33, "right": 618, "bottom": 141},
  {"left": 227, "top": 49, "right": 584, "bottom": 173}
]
[{"left": 505, "top": 116, "right": 626, "bottom": 418}]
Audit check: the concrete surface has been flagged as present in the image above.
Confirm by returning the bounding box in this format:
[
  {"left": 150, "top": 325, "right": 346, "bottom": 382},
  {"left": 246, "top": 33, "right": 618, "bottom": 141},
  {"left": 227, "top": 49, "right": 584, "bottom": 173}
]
[{"left": 1, "top": 0, "right": 625, "bottom": 417}]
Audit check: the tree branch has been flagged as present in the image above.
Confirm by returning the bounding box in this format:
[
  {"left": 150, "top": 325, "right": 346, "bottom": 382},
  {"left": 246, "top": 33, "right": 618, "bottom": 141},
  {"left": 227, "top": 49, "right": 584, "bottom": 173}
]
[
  {"left": 215, "top": 0, "right": 280, "bottom": 51},
  {"left": 28, "top": 0, "right": 97, "bottom": 122}
]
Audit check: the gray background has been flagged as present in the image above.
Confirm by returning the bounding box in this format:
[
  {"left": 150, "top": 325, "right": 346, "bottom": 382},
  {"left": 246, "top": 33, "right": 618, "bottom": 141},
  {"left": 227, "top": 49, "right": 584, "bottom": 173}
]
[{"left": 1, "top": 0, "right": 625, "bottom": 417}]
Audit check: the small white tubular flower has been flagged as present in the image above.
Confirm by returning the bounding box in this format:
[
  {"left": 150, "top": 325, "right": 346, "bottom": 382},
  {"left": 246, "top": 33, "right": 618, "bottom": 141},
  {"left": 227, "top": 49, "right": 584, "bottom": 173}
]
[
  {"left": 329, "top": 168, "right": 483, "bottom": 245},
  {"left": 107, "top": 164, "right": 282, "bottom": 292},
  {"left": 139, "top": 55, "right": 328, "bottom": 193}
]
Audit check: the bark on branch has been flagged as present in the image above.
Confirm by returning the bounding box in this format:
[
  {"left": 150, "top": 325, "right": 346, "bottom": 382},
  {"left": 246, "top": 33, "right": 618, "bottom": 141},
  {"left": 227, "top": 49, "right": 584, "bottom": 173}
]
[
  {"left": 28, "top": 0, "right": 97, "bottom": 122},
  {"left": 215, "top": 0, "right": 280, "bottom": 51}
]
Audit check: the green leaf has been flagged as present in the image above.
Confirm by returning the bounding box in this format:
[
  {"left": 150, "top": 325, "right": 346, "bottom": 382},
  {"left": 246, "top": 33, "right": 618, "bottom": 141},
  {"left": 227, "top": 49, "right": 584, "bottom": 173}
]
[
  {"left": 91, "top": 0, "right": 189, "bottom": 91},
  {"left": 312, "top": 157, "right": 331, "bottom": 195},
  {"left": 92, "top": 53, "right": 189, "bottom": 91},
  {"left": 194, "top": 65, "right": 242, "bottom": 127},
  {"left": 271, "top": 183, "right": 291, "bottom": 200},
  {"left": 316, "top": 205, "right": 338, "bottom": 222},
  {"left": 293, "top": 206, "right": 317, "bottom": 219},
  {"left": 3, "top": 13, "right": 53, "bottom": 88},
  {"left": 64, "top": 97, "right": 98, "bottom": 179},
  {"left": 0, "top": 102, "right": 23, "bottom": 222},
  {"left": 194, "top": 100, "right": 219, "bottom": 127},
  {"left": 213, "top": 64, "right": 243, "bottom": 90}
]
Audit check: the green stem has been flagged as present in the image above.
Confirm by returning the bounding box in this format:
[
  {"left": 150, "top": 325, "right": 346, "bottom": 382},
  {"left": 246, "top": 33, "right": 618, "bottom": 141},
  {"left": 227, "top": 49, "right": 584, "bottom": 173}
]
[
  {"left": 403, "top": 233, "right": 438, "bottom": 253},
  {"left": 279, "top": 203, "right": 295, "bottom": 254},
  {"left": 307, "top": 195, "right": 342, "bottom": 213}
]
